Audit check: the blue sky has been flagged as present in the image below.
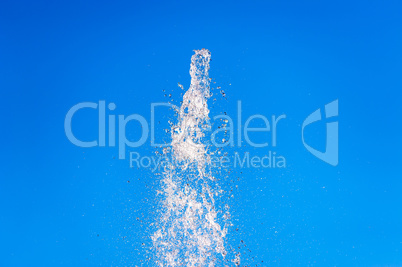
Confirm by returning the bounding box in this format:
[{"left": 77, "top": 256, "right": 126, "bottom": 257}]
[{"left": 1, "top": 0, "right": 402, "bottom": 266}]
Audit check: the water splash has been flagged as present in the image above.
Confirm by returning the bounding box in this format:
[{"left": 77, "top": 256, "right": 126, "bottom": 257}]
[{"left": 152, "top": 49, "right": 236, "bottom": 266}]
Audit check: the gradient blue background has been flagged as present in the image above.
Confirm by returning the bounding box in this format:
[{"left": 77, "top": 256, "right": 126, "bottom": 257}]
[{"left": 1, "top": 0, "right": 402, "bottom": 266}]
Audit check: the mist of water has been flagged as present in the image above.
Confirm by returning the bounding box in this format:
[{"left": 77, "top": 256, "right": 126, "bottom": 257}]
[{"left": 152, "top": 49, "right": 238, "bottom": 266}]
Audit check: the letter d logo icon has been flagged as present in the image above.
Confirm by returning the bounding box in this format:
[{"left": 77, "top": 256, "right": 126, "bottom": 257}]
[{"left": 302, "top": 100, "right": 338, "bottom": 166}]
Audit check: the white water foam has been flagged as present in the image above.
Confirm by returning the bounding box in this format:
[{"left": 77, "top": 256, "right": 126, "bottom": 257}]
[{"left": 152, "top": 49, "right": 237, "bottom": 266}]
